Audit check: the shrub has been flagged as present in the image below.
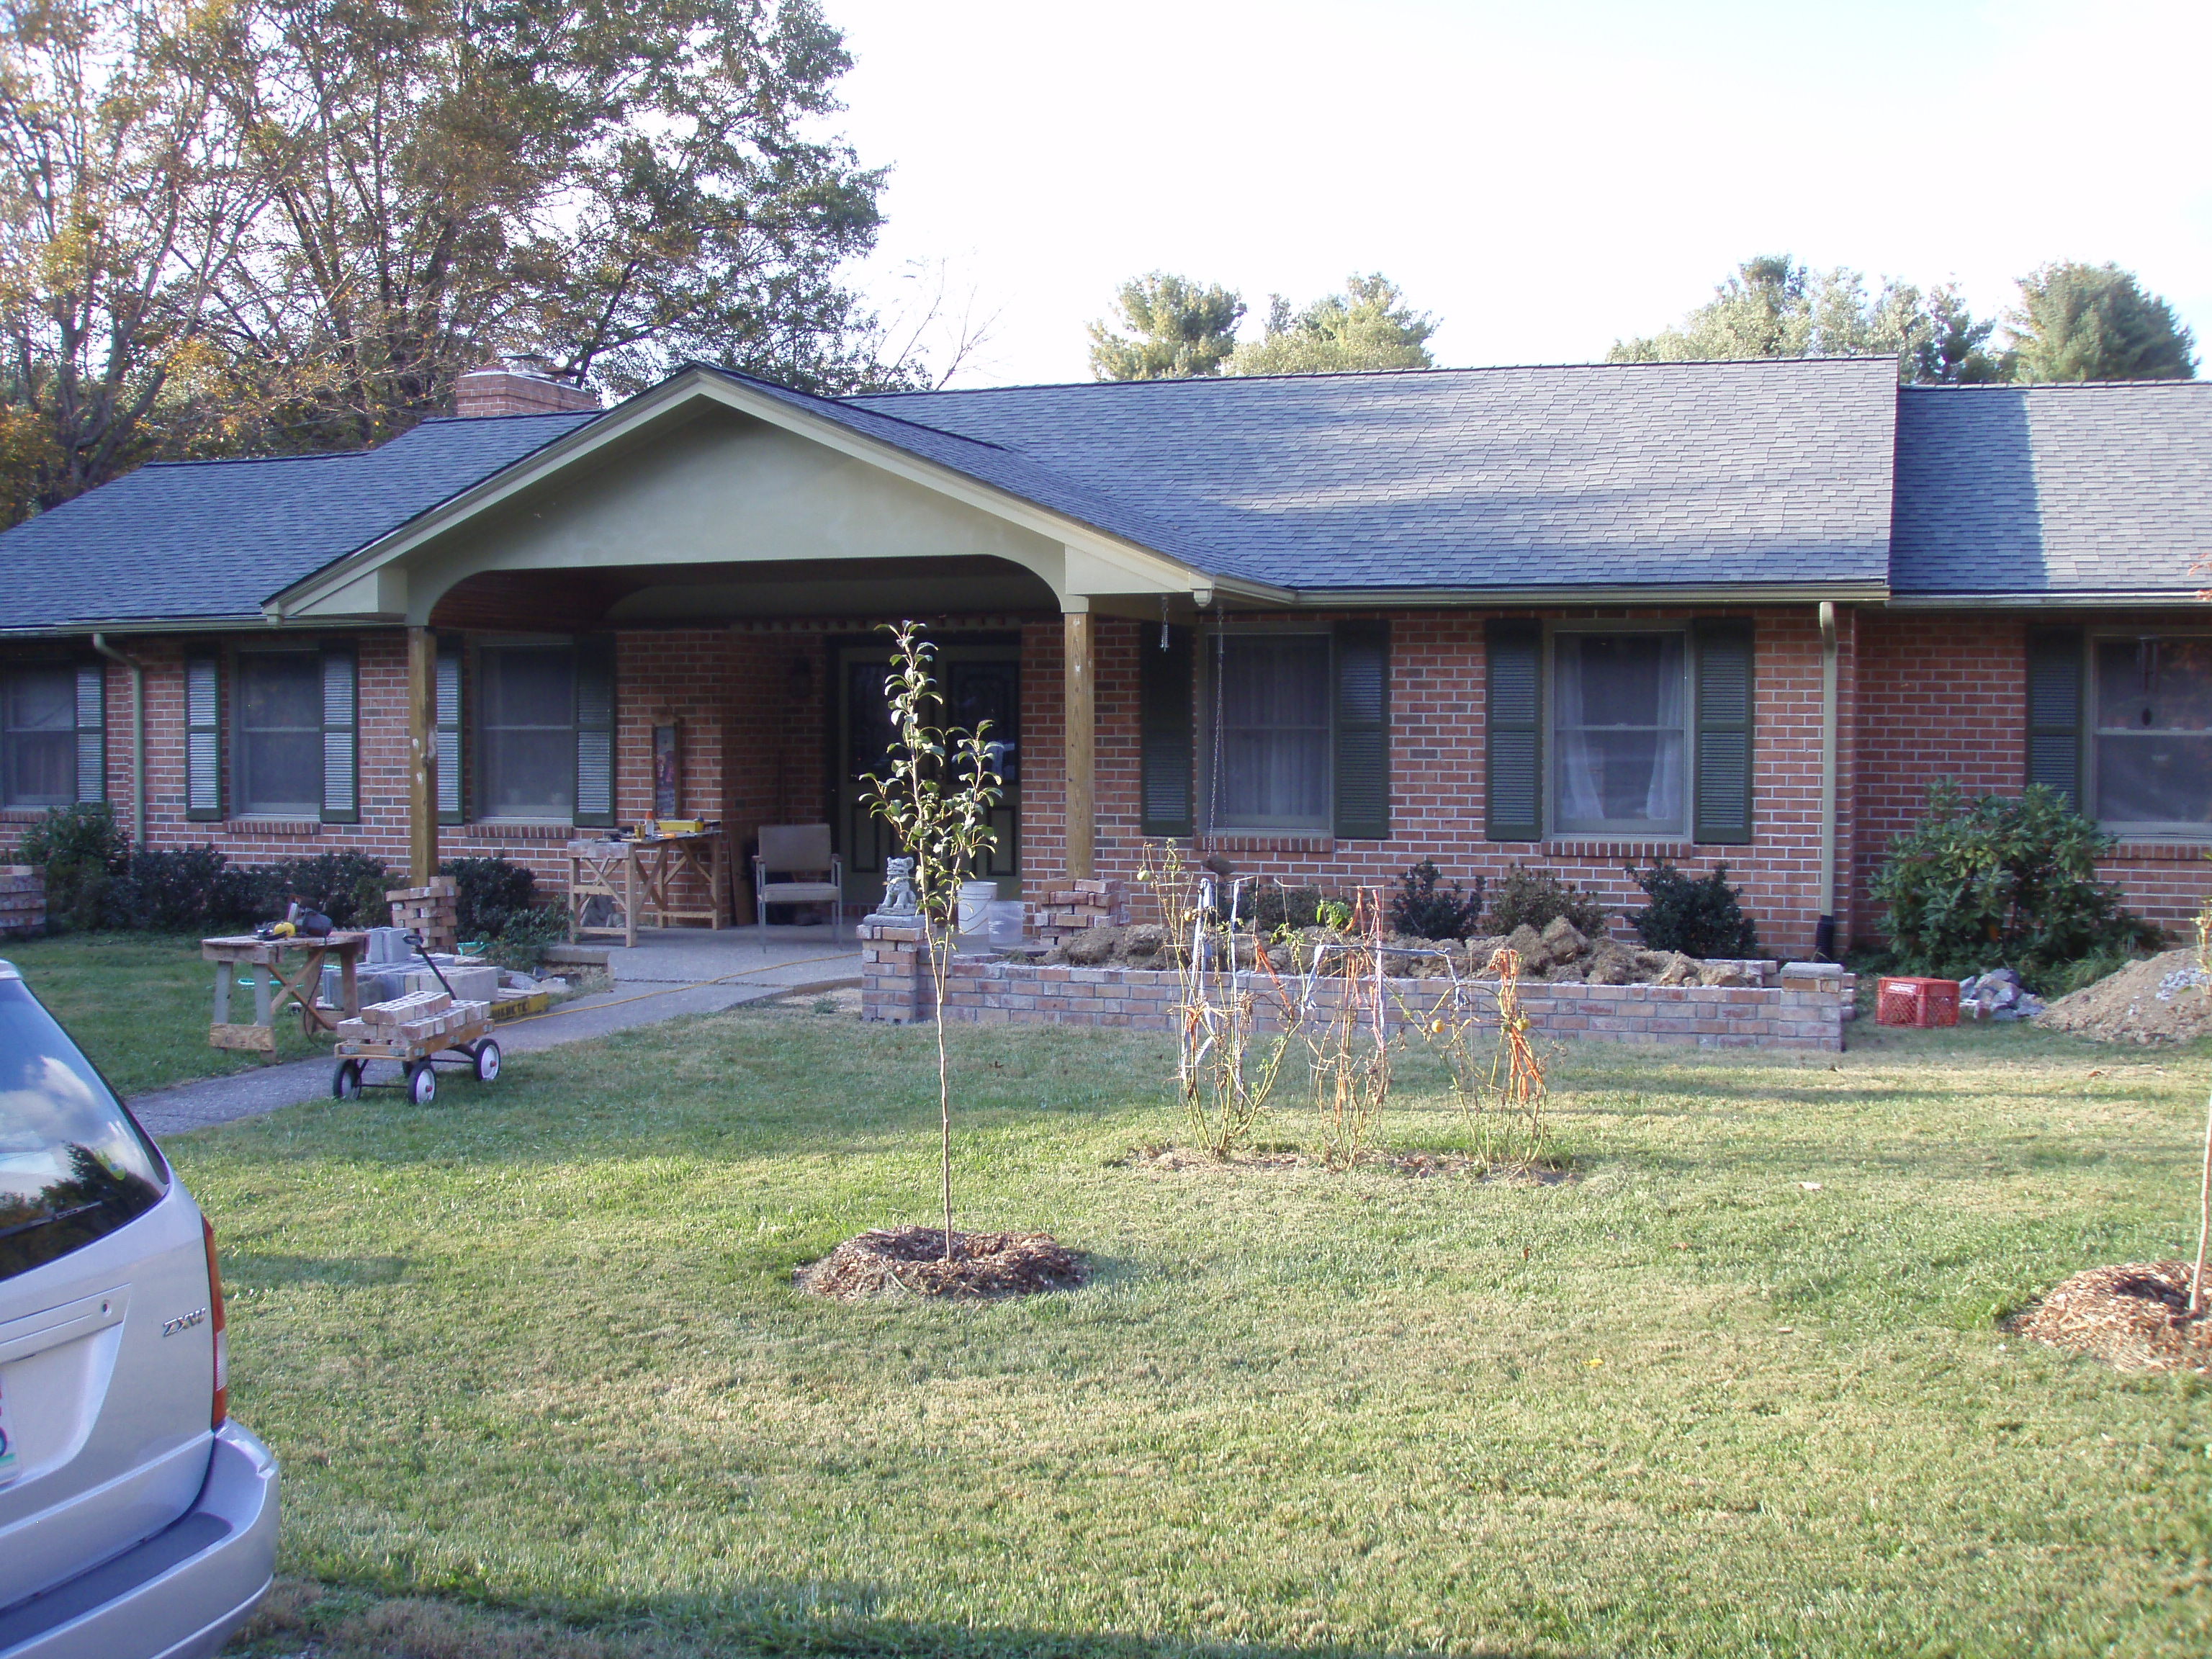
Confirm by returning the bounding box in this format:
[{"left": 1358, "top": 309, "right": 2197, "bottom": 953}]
[
  {"left": 1244, "top": 884, "right": 1329, "bottom": 933},
  {"left": 12, "top": 804, "right": 126, "bottom": 931},
  {"left": 480, "top": 904, "right": 567, "bottom": 971},
  {"left": 1869, "top": 779, "right": 2160, "bottom": 987},
  {"left": 1485, "top": 864, "right": 1609, "bottom": 938},
  {"left": 1624, "top": 860, "right": 1759, "bottom": 958},
  {"left": 110, "top": 847, "right": 228, "bottom": 931},
  {"left": 276, "top": 852, "right": 392, "bottom": 930},
  {"left": 439, "top": 856, "right": 539, "bottom": 940},
  {"left": 1388, "top": 859, "right": 1485, "bottom": 940}
]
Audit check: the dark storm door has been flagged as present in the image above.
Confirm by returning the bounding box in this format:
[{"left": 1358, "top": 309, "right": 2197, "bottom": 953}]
[{"left": 836, "top": 642, "right": 1020, "bottom": 904}]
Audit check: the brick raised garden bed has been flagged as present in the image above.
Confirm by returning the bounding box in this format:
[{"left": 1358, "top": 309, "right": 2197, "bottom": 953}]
[{"left": 860, "top": 920, "right": 1853, "bottom": 1052}]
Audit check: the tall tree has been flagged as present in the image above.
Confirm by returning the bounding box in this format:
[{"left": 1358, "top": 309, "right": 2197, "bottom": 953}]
[
  {"left": 196, "top": 0, "right": 895, "bottom": 451},
  {"left": 1609, "top": 255, "right": 2006, "bottom": 384},
  {"left": 1086, "top": 272, "right": 1243, "bottom": 381},
  {"left": 0, "top": 0, "right": 261, "bottom": 523},
  {"left": 2005, "top": 262, "right": 2195, "bottom": 382},
  {"left": 1228, "top": 273, "right": 1436, "bottom": 375}
]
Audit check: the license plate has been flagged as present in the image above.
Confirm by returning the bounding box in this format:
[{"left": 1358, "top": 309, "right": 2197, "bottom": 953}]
[{"left": 0, "top": 1370, "right": 16, "bottom": 1482}]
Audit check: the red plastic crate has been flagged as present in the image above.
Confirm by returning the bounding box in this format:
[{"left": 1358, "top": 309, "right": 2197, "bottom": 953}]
[{"left": 1876, "top": 975, "right": 1960, "bottom": 1028}]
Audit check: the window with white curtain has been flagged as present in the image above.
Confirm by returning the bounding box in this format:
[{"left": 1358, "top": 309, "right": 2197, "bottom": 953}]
[
  {"left": 477, "top": 644, "right": 575, "bottom": 820},
  {"left": 1, "top": 666, "right": 76, "bottom": 807},
  {"left": 1208, "top": 634, "right": 1331, "bottom": 830},
  {"left": 234, "top": 650, "right": 325, "bottom": 817},
  {"left": 1552, "top": 632, "right": 1688, "bottom": 835},
  {"left": 2093, "top": 636, "right": 2212, "bottom": 832}
]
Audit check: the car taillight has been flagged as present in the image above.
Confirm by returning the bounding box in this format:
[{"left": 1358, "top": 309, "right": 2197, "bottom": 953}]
[{"left": 202, "top": 1215, "right": 228, "bottom": 1429}]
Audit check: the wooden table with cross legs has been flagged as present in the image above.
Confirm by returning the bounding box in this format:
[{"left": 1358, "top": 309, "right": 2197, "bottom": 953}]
[
  {"left": 566, "top": 832, "right": 729, "bottom": 948},
  {"left": 200, "top": 931, "right": 369, "bottom": 1062}
]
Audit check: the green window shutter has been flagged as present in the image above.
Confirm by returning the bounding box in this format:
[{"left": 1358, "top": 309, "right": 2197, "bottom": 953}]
[
  {"left": 1333, "top": 621, "right": 1389, "bottom": 839},
  {"left": 1692, "top": 619, "right": 1755, "bottom": 845},
  {"left": 1485, "top": 619, "right": 1542, "bottom": 841},
  {"left": 1138, "top": 624, "right": 1194, "bottom": 837},
  {"left": 320, "top": 643, "right": 358, "bottom": 823},
  {"left": 2025, "top": 629, "right": 2083, "bottom": 806},
  {"left": 436, "top": 643, "right": 464, "bottom": 824},
  {"left": 573, "top": 635, "right": 616, "bottom": 827},
  {"left": 186, "top": 654, "right": 222, "bottom": 821},
  {"left": 73, "top": 662, "right": 105, "bottom": 804}
]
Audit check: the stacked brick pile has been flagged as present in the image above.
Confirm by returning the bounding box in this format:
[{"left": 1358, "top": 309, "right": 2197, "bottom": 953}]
[
  {"left": 1033, "top": 877, "right": 1125, "bottom": 946},
  {"left": 385, "top": 876, "right": 458, "bottom": 952},
  {"left": 336, "top": 988, "right": 490, "bottom": 1045},
  {"left": 0, "top": 866, "right": 45, "bottom": 940}
]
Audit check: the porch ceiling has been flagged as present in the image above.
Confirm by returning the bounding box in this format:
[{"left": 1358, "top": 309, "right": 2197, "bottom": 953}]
[{"left": 426, "top": 555, "right": 1058, "bottom": 631}]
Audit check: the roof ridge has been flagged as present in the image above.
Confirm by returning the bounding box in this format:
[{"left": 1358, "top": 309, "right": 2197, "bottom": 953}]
[
  {"left": 138, "top": 449, "right": 377, "bottom": 471},
  {"left": 1899, "top": 378, "right": 2209, "bottom": 393},
  {"left": 694, "top": 363, "right": 1012, "bottom": 451},
  {"left": 850, "top": 356, "right": 1900, "bottom": 400}
]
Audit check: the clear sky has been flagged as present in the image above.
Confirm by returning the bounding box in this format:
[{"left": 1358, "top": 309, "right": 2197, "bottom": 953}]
[{"left": 823, "top": 0, "right": 2210, "bottom": 388}]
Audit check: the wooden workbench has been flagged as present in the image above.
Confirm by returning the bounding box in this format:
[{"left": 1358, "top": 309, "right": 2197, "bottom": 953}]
[
  {"left": 566, "top": 832, "right": 729, "bottom": 948},
  {"left": 200, "top": 930, "right": 369, "bottom": 1061}
]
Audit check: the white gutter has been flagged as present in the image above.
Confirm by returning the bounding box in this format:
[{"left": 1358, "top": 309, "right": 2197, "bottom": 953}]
[
  {"left": 1815, "top": 602, "right": 1838, "bottom": 959},
  {"left": 89, "top": 634, "right": 145, "bottom": 851},
  {"left": 1290, "top": 582, "right": 1891, "bottom": 608}
]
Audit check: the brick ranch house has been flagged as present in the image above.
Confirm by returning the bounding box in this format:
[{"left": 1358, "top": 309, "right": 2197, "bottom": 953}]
[{"left": 1, "top": 356, "right": 2206, "bottom": 955}]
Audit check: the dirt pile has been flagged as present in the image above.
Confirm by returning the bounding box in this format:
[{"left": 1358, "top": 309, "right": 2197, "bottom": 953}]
[
  {"left": 1043, "top": 914, "right": 1768, "bottom": 987},
  {"left": 793, "top": 1226, "right": 1086, "bottom": 1301},
  {"left": 2013, "top": 1261, "right": 2212, "bottom": 1373},
  {"left": 2035, "top": 949, "right": 2212, "bottom": 1046}
]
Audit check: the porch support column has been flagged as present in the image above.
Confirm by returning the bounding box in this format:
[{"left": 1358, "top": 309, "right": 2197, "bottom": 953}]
[
  {"left": 1063, "top": 603, "right": 1094, "bottom": 880},
  {"left": 407, "top": 624, "right": 439, "bottom": 884}
]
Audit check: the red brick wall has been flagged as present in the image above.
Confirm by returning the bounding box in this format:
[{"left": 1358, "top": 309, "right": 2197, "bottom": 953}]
[
  {"left": 1851, "top": 610, "right": 2208, "bottom": 944},
  {"left": 12, "top": 603, "right": 2203, "bottom": 948},
  {"left": 1089, "top": 607, "right": 1853, "bottom": 961}
]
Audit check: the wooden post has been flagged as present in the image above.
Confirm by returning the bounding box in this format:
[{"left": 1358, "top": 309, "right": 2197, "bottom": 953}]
[
  {"left": 1064, "top": 607, "right": 1094, "bottom": 881},
  {"left": 407, "top": 625, "right": 439, "bottom": 885}
]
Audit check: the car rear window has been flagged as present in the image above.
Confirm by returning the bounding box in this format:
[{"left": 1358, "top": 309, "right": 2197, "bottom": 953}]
[{"left": 0, "top": 968, "right": 168, "bottom": 1284}]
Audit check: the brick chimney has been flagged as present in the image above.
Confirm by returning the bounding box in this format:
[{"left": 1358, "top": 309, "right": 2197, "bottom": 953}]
[{"left": 454, "top": 355, "right": 601, "bottom": 418}]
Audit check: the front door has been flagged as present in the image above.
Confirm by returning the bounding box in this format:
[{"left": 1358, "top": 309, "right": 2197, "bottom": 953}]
[{"left": 836, "top": 640, "right": 1020, "bottom": 905}]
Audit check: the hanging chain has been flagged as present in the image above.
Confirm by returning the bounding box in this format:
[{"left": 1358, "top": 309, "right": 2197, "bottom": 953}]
[{"left": 1209, "top": 599, "right": 1226, "bottom": 836}]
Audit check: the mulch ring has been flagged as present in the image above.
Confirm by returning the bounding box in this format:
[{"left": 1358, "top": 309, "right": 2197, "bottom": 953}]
[
  {"left": 2011, "top": 1260, "right": 2212, "bottom": 1374},
  {"left": 794, "top": 1226, "right": 1086, "bottom": 1302},
  {"left": 1115, "top": 1143, "right": 1573, "bottom": 1182}
]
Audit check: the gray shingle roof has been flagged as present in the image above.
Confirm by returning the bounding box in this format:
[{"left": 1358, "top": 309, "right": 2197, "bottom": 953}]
[
  {"left": 0, "top": 412, "right": 598, "bottom": 631},
  {"left": 843, "top": 358, "right": 1901, "bottom": 592},
  {"left": 1891, "top": 382, "right": 2212, "bottom": 597}
]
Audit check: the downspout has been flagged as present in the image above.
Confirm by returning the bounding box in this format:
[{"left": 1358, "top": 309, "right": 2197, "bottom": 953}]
[
  {"left": 1814, "top": 603, "right": 1838, "bottom": 961},
  {"left": 90, "top": 634, "right": 145, "bottom": 852}
]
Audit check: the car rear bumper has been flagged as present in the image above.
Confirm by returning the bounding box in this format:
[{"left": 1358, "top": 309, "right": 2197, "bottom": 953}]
[{"left": 0, "top": 1422, "right": 278, "bottom": 1659}]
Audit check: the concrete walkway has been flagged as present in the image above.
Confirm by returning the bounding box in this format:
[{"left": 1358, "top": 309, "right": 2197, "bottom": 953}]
[{"left": 130, "top": 925, "right": 860, "bottom": 1138}]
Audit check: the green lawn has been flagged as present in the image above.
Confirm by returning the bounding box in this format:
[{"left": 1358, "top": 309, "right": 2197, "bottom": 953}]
[
  {"left": 4, "top": 930, "right": 331, "bottom": 1096},
  {"left": 173, "top": 1004, "right": 2212, "bottom": 1658}
]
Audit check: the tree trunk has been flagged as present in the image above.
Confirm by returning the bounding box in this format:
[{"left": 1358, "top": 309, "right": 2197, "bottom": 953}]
[{"left": 2193, "top": 1086, "right": 2212, "bottom": 1319}]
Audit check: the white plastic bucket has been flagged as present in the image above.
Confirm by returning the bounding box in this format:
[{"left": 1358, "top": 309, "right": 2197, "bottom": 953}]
[
  {"left": 986, "top": 899, "right": 1025, "bottom": 948},
  {"left": 956, "top": 881, "right": 999, "bottom": 946}
]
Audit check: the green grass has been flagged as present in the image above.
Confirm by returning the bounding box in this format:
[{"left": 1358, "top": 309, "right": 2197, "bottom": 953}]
[
  {"left": 174, "top": 1006, "right": 2212, "bottom": 1658},
  {"left": 4, "top": 930, "right": 330, "bottom": 1095}
]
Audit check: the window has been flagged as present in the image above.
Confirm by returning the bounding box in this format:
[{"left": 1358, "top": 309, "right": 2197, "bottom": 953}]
[
  {"left": 0, "top": 967, "right": 167, "bottom": 1283},
  {"left": 2092, "top": 636, "right": 2212, "bottom": 832},
  {"left": 1552, "top": 632, "right": 1687, "bottom": 835},
  {"left": 1193, "top": 626, "right": 1391, "bottom": 839},
  {"left": 477, "top": 644, "right": 576, "bottom": 820},
  {"left": 1208, "top": 634, "right": 1331, "bottom": 830},
  {"left": 235, "top": 650, "right": 325, "bottom": 817},
  {"left": 2, "top": 666, "right": 77, "bottom": 807},
  {"left": 1486, "top": 619, "right": 1751, "bottom": 845}
]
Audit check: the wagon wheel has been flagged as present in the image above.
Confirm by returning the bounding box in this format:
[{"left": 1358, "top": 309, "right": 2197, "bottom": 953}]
[
  {"left": 332, "top": 1058, "right": 363, "bottom": 1100},
  {"left": 407, "top": 1060, "right": 437, "bottom": 1106},
  {"left": 473, "top": 1039, "right": 502, "bottom": 1083}
]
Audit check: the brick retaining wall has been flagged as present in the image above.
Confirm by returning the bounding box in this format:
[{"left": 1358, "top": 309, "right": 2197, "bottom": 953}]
[{"left": 860, "top": 921, "right": 1853, "bottom": 1051}]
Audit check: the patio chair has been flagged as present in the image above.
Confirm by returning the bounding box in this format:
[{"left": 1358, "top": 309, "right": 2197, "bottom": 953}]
[{"left": 753, "top": 824, "right": 845, "bottom": 944}]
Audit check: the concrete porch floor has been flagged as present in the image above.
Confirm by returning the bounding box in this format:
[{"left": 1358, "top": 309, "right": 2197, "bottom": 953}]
[{"left": 578, "top": 923, "right": 861, "bottom": 988}]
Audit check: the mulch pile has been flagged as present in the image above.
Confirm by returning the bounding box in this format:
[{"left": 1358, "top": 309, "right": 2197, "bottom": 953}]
[
  {"left": 2035, "top": 950, "right": 2212, "bottom": 1046},
  {"left": 2012, "top": 1260, "right": 2212, "bottom": 1373},
  {"left": 793, "top": 1226, "right": 1086, "bottom": 1302}
]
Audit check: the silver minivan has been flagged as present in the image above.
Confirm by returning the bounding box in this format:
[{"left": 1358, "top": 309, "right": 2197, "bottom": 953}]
[{"left": 0, "top": 960, "right": 277, "bottom": 1658}]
